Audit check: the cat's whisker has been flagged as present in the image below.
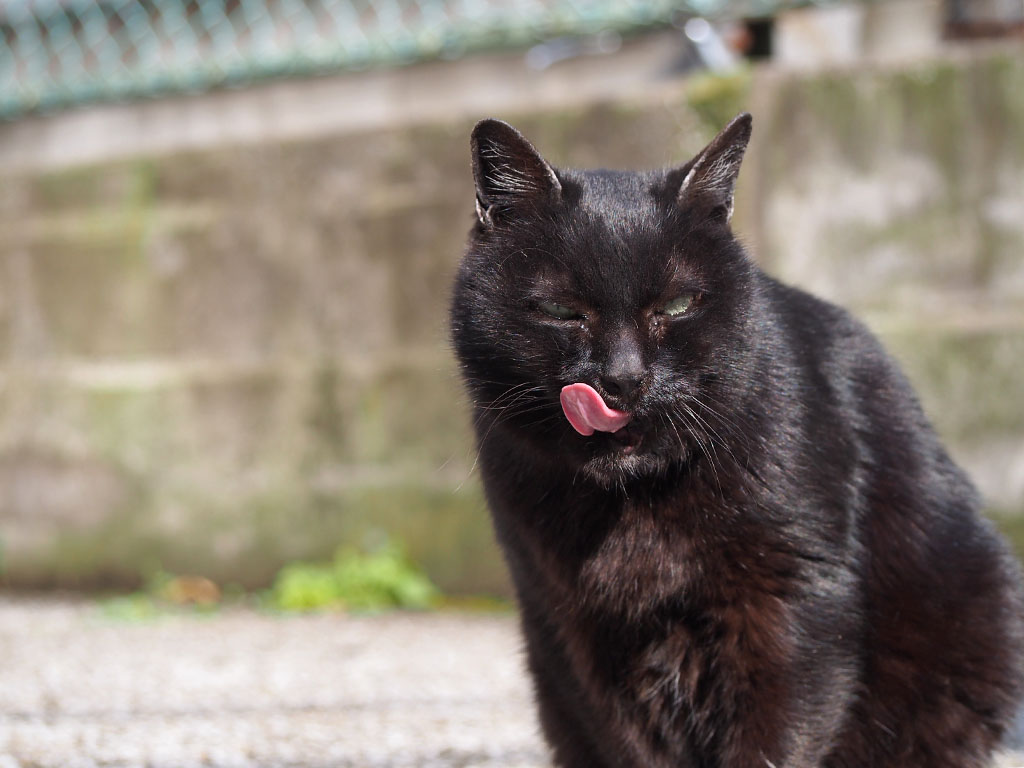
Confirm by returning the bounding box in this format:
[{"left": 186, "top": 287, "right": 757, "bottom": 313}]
[
  {"left": 452, "top": 458, "right": 479, "bottom": 493},
  {"left": 658, "top": 412, "right": 689, "bottom": 466},
  {"left": 517, "top": 412, "right": 563, "bottom": 429},
  {"left": 686, "top": 390, "right": 748, "bottom": 433},
  {"left": 686, "top": 390, "right": 755, "bottom": 447},
  {"left": 481, "top": 382, "right": 546, "bottom": 408},
  {"left": 684, "top": 396, "right": 764, "bottom": 485},
  {"left": 476, "top": 387, "right": 547, "bottom": 412},
  {"left": 660, "top": 411, "right": 696, "bottom": 475},
  {"left": 471, "top": 385, "right": 562, "bottom": 457},
  {"left": 679, "top": 401, "right": 742, "bottom": 472},
  {"left": 672, "top": 403, "right": 725, "bottom": 500},
  {"left": 667, "top": 389, "right": 747, "bottom": 463}
]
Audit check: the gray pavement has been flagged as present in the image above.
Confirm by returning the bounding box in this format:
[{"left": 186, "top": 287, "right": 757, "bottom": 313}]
[
  {"left": 0, "top": 598, "right": 546, "bottom": 768},
  {"left": 1, "top": 598, "right": 1022, "bottom": 768}
]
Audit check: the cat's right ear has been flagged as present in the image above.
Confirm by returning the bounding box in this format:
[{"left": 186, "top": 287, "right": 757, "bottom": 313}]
[{"left": 471, "top": 119, "right": 561, "bottom": 227}]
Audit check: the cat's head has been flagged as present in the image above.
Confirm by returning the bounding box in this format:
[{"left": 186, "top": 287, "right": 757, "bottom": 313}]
[{"left": 452, "top": 114, "right": 760, "bottom": 487}]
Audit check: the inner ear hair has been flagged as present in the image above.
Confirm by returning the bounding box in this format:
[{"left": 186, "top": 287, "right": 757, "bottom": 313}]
[{"left": 475, "top": 195, "right": 493, "bottom": 226}]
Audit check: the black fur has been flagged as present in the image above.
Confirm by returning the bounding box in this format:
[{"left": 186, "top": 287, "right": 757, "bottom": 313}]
[{"left": 450, "top": 114, "right": 1024, "bottom": 767}]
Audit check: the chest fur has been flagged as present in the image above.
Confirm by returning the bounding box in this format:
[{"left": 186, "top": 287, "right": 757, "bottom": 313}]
[{"left": 536, "top": 511, "right": 798, "bottom": 767}]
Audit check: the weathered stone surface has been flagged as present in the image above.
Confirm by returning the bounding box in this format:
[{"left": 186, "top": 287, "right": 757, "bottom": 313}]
[{"left": 0, "top": 45, "right": 1022, "bottom": 591}]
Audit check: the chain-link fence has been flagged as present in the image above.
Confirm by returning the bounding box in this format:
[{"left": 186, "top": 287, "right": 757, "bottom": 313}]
[{"left": 0, "top": 0, "right": 702, "bottom": 119}]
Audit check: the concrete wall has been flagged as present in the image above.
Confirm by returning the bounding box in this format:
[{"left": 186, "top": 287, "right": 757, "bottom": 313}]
[{"left": 1, "top": 43, "right": 1022, "bottom": 593}]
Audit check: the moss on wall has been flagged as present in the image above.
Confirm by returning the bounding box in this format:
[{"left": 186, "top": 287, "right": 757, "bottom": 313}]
[{"left": 686, "top": 67, "right": 753, "bottom": 136}]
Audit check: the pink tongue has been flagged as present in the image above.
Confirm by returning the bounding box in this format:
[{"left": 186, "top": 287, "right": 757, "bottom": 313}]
[{"left": 559, "top": 383, "right": 632, "bottom": 436}]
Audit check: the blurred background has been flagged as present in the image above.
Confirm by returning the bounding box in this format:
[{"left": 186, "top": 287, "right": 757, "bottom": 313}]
[{"left": 0, "top": 0, "right": 1022, "bottom": 603}]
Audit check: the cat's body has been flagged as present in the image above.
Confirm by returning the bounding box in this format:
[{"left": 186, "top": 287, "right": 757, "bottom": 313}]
[{"left": 451, "top": 114, "right": 1024, "bottom": 767}]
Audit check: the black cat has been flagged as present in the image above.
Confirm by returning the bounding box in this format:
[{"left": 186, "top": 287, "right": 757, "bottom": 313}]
[{"left": 450, "top": 113, "right": 1024, "bottom": 767}]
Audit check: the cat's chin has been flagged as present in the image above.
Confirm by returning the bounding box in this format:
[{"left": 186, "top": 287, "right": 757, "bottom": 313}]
[
  {"left": 577, "top": 449, "right": 673, "bottom": 489},
  {"left": 560, "top": 423, "right": 687, "bottom": 488}
]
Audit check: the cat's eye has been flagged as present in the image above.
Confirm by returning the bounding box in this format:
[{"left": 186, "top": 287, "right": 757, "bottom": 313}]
[
  {"left": 660, "top": 293, "right": 697, "bottom": 317},
  {"left": 538, "top": 301, "right": 583, "bottom": 321}
]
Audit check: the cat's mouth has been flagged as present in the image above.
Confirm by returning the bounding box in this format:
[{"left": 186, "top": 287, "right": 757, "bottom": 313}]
[
  {"left": 608, "top": 426, "right": 643, "bottom": 453},
  {"left": 559, "top": 382, "right": 646, "bottom": 455},
  {"left": 577, "top": 422, "right": 667, "bottom": 487},
  {"left": 558, "top": 383, "right": 664, "bottom": 478},
  {"left": 559, "top": 383, "right": 632, "bottom": 435}
]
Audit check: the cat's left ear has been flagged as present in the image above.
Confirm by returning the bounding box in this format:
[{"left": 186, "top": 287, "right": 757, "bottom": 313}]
[
  {"left": 675, "top": 112, "right": 752, "bottom": 224},
  {"left": 471, "top": 119, "right": 562, "bottom": 227}
]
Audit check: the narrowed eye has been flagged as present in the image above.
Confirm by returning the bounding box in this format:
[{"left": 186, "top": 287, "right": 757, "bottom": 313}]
[
  {"left": 538, "top": 301, "right": 583, "bottom": 321},
  {"left": 660, "top": 293, "right": 697, "bottom": 318}
]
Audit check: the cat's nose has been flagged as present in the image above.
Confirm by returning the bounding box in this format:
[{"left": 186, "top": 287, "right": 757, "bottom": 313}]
[
  {"left": 601, "top": 331, "right": 645, "bottom": 400},
  {"left": 601, "top": 371, "right": 642, "bottom": 400}
]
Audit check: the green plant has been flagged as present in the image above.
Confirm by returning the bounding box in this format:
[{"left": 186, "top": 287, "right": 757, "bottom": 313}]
[
  {"left": 99, "top": 593, "right": 160, "bottom": 622},
  {"left": 97, "top": 566, "right": 224, "bottom": 622},
  {"left": 270, "top": 542, "right": 439, "bottom": 612}
]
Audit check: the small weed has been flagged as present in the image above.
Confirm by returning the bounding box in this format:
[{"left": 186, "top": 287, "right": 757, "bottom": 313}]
[
  {"left": 99, "top": 592, "right": 160, "bottom": 622},
  {"left": 97, "top": 568, "right": 223, "bottom": 622},
  {"left": 270, "top": 543, "right": 439, "bottom": 612}
]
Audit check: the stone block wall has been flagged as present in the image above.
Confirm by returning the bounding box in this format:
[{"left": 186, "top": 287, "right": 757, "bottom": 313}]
[{"left": 0, "top": 44, "right": 1021, "bottom": 593}]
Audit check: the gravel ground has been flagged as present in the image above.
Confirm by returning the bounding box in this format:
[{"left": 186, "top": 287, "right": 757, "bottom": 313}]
[
  {"left": 0, "top": 598, "right": 546, "bottom": 768},
  {"left": 1, "top": 597, "right": 1022, "bottom": 768}
]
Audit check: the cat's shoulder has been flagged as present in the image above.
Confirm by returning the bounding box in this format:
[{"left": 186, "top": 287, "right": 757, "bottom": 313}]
[
  {"left": 757, "top": 273, "right": 888, "bottom": 361},
  {"left": 758, "top": 274, "right": 862, "bottom": 334},
  {"left": 755, "top": 272, "right": 920, "bottom": 407}
]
